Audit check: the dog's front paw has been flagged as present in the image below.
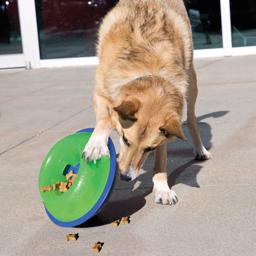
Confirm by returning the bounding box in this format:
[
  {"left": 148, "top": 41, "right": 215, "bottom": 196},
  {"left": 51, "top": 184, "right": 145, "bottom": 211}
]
[
  {"left": 195, "top": 147, "right": 211, "bottom": 161},
  {"left": 82, "top": 134, "right": 109, "bottom": 163},
  {"left": 153, "top": 180, "right": 178, "bottom": 205}
]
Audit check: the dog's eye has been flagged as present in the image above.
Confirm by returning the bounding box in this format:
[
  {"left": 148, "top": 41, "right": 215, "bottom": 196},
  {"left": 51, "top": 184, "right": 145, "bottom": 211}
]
[
  {"left": 144, "top": 147, "right": 156, "bottom": 153},
  {"left": 160, "top": 128, "right": 169, "bottom": 138},
  {"left": 122, "top": 135, "right": 130, "bottom": 146}
]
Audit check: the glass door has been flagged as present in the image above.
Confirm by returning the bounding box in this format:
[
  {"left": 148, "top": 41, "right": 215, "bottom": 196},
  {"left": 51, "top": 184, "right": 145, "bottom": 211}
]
[
  {"left": 0, "top": 0, "right": 25, "bottom": 68},
  {"left": 186, "top": 0, "right": 223, "bottom": 50},
  {"left": 230, "top": 0, "right": 256, "bottom": 47},
  {"left": 35, "top": 0, "right": 118, "bottom": 59}
]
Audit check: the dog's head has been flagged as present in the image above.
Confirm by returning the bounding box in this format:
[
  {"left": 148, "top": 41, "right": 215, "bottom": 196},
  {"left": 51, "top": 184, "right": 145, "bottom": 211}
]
[{"left": 111, "top": 76, "right": 185, "bottom": 181}]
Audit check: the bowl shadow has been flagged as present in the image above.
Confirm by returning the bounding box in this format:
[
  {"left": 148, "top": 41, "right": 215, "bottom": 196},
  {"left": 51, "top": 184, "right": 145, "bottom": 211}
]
[{"left": 77, "top": 111, "right": 229, "bottom": 228}]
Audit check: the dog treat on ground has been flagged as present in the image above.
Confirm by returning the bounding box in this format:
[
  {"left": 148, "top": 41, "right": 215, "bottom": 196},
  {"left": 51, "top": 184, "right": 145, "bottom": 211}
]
[
  {"left": 92, "top": 242, "right": 104, "bottom": 253},
  {"left": 121, "top": 216, "right": 130, "bottom": 224},
  {"left": 112, "top": 219, "right": 121, "bottom": 227},
  {"left": 66, "top": 233, "right": 79, "bottom": 241}
]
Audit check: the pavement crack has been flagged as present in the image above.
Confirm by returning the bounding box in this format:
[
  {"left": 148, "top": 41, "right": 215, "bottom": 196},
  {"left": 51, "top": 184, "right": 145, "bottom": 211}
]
[
  {"left": 196, "top": 59, "right": 222, "bottom": 70},
  {"left": 0, "top": 136, "right": 38, "bottom": 157},
  {"left": 0, "top": 107, "right": 91, "bottom": 157}
]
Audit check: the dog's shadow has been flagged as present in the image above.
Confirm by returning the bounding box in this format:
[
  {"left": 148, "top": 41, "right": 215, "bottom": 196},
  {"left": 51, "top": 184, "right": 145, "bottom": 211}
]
[{"left": 77, "top": 111, "right": 229, "bottom": 228}]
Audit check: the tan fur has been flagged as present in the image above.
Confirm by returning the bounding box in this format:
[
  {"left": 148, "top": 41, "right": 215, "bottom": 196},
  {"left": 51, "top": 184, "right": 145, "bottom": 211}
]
[
  {"left": 96, "top": 0, "right": 192, "bottom": 98},
  {"left": 84, "top": 0, "right": 210, "bottom": 203}
]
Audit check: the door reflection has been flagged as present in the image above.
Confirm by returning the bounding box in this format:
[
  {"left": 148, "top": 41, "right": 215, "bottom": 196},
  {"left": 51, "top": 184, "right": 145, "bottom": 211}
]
[
  {"left": 231, "top": 0, "right": 256, "bottom": 47},
  {"left": 0, "top": 0, "right": 22, "bottom": 54},
  {"left": 185, "top": 0, "right": 223, "bottom": 49},
  {"left": 36, "top": 0, "right": 118, "bottom": 59}
]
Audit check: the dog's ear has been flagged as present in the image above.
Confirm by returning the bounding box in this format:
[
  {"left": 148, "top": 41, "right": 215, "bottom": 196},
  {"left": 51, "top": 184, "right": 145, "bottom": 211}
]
[
  {"left": 114, "top": 99, "right": 141, "bottom": 127},
  {"left": 160, "top": 115, "right": 185, "bottom": 140}
]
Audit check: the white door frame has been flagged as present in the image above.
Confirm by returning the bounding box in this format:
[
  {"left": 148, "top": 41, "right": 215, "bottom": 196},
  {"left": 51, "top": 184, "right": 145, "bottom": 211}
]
[
  {"left": 0, "top": 0, "right": 40, "bottom": 69},
  {"left": 196, "top": 0, "right": 256, "bottom": 59},
  {"left": 0, "top": 54, "right": 25, "bottom": 69},
  {"left": 2, "top": 0, "right": 256, "bottom": 69},
  {"left": 18, "top": 0, "right": 40, "bottom": 68},
  {"left": 221, "top": 0, "right": 232, "bottom": 56},
  {"left": 38, "top": 0, "right": 256, "bottom": 68}
]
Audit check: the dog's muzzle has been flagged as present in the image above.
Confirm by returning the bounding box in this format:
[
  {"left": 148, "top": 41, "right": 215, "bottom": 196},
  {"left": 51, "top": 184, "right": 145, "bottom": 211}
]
[
  {"left": 119, "top": 168, "right": 138, "bottom": 182},
  {"left": 120, "top": 173, "right": 132, "bottom": 182}
]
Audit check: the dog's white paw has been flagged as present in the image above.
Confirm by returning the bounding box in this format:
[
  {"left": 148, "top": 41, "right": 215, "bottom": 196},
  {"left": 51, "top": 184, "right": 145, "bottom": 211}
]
[
  {"left": 195, "top": 147, "right": 211, "bottom": 161},
  {"left": 153, "top": 180, "right": 178, "bottom": 205},
  {"left": 82, "top": 134, "right": 109, "bottom": 163}
]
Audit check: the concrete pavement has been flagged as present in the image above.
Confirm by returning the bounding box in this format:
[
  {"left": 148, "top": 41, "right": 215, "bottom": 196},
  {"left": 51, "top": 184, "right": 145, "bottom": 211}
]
[{"left": 0, "top": 56, "right": 256, "bottom": 256}]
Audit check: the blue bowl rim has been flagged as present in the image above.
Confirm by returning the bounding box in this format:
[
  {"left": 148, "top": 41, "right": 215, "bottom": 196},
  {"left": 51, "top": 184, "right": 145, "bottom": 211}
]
[{"left": 45, "top": 128, "right": 116, "bottom": 227}]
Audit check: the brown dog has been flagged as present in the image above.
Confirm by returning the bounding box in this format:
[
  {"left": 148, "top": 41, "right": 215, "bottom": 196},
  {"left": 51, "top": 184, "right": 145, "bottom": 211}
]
[{"left": 83, "top": 0, "right": 211, "bottom": 205}]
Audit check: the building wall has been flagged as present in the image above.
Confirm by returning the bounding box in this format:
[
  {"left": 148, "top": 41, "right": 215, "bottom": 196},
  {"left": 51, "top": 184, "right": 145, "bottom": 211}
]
[{"left": 0, "top": 0, "right": 256, "bottom": 68}]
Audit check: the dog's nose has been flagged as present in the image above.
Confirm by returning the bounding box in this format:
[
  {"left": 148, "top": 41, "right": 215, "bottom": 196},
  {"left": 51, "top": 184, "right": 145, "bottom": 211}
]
[
  {"left": 119, "top": 168, "right": 138, "bottom": 182},
  {"left": 120, "top": 173, "right": 132, "bottom": 182}
]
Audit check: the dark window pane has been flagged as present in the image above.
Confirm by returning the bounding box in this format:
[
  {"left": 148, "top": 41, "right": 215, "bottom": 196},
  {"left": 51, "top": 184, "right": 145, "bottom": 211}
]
[
  {"left": 185, "top": 0, "right": 223, "bottom": 49},
  {"left": 0, "top": 0, "right": 22, "bottom": 55},
  {"left": 231, "top": 0, "right": 256, "bottom": 47},
  {"left": 36, "top": 0, "right": 118, "bottom": 59}
]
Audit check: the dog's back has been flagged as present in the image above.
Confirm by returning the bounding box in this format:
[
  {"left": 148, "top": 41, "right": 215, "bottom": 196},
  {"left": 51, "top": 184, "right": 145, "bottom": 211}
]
[
  {"left": 84, "top": 1, "right": 211, "bottom": 201},
  {"left": 96, "top": 0, "right": 193, "bottom": 98}
]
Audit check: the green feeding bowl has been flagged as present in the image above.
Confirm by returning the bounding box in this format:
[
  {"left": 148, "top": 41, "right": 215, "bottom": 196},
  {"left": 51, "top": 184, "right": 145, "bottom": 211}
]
[{"left": 38, "top": 128, "right": 117, "bottom": 227}]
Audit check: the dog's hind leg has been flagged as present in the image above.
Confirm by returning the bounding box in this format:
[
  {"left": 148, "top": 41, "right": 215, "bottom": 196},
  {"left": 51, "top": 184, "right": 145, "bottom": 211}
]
[
  {"left": 153, "top": 142, "right": 178, "bottom": 205},
  {"left": 82, "top": 94, "right": 113, "bottom": 163},
  {"left": 186, "top": 66, "right": 211, "bottom": 160}
]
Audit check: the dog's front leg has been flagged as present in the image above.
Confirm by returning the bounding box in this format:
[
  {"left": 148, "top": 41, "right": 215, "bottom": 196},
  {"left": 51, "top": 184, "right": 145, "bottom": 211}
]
[
  {"left": 82, "top": 94, "right": 113, "bottom": 163},
  {"left": 153, "top": 142, "right": 178, "bottom": 205}
]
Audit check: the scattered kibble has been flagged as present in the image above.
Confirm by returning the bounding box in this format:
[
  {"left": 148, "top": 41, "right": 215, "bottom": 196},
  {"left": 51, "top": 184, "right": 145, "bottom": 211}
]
[
  {"left": 52, "top": 183, "right": 56, "bottom": 191},
  {"left": 59, "top": 182, "right": 68, "bottom": 193},
  {"left": 66, "top": 171, "right": 75, "bottom": 181},
  {"left": 112, "top": 216, "right": 131, "bottom": 227},
  {"left": 112, "top": 219, "right": 121, "bottom": 227},
  {"left": 121, "top": 216, "right": 130, "bottom": 225},
  {"left": 41, "top": 185, "right": 52, "bottom": 192},
  {"left": 66, "top": 233, "right": 79, "bottom": 241},
  {"left": 41, "top": 172, "right": 77, "bottom": 193},
  {"left": 92, "top": 242, "right": 104, "bottom": 253},
  {"left": 42, "top": 175, "right": 132, "bottom": 254}
]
